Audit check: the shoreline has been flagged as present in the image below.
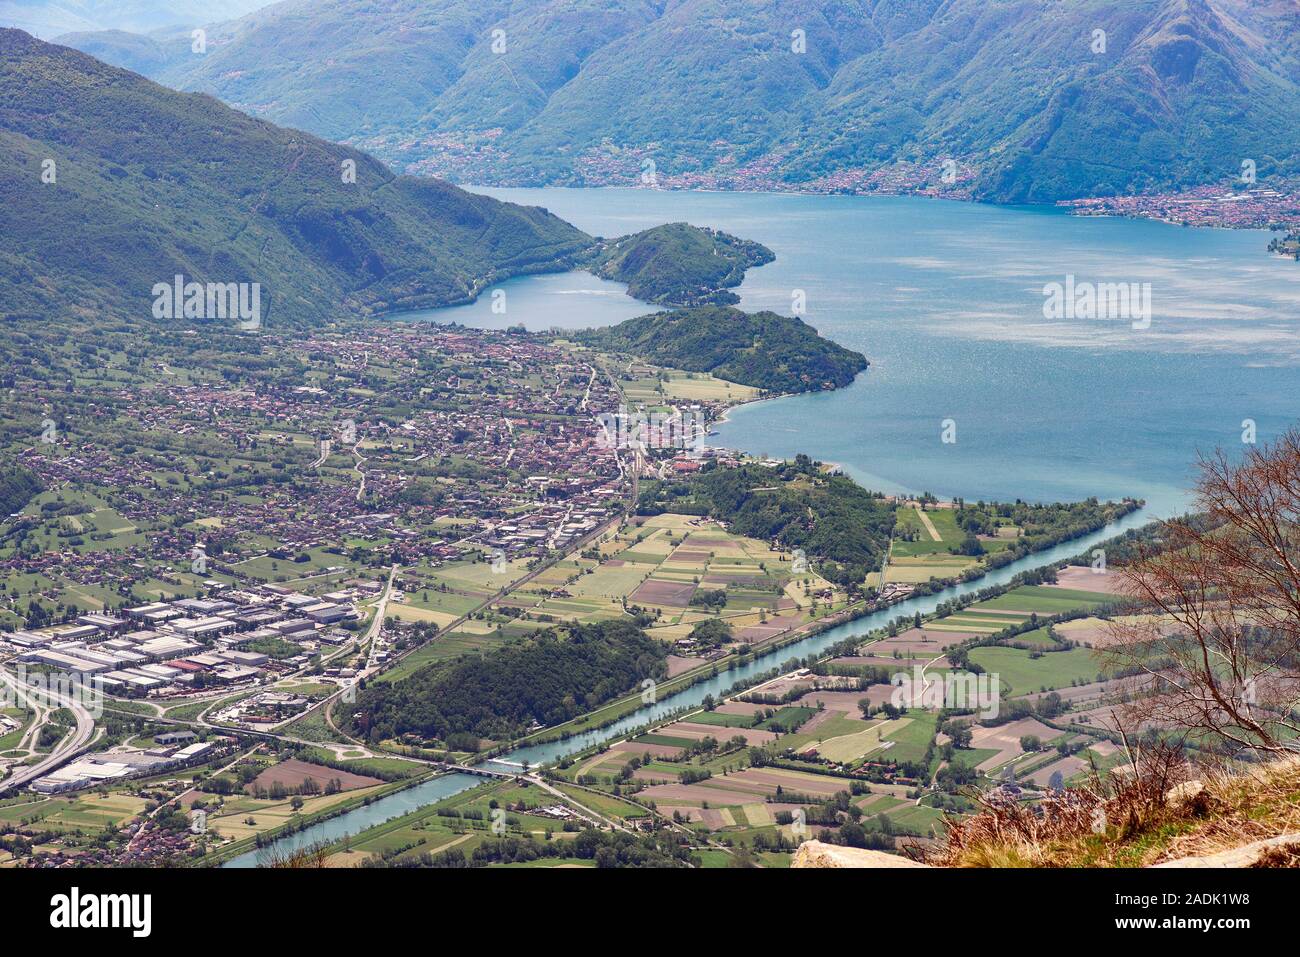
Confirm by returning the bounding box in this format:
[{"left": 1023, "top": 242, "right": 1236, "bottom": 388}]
[
  {"left": 465, "top": 181, "right": 1293, "bottom": 237},
  {"left": 710, "top": 390, "right": 785, "bottom": 429},
  {"left": 710, "top": 363, "right": 870, "bottom": 431}
]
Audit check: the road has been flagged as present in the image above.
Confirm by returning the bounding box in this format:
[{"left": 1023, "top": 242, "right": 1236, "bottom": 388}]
[
  {"left": 319, "top": 513, "right": 627, "bottom": 744},
  {"left": 124, "top": 743, "right": 263, "bottom": 854},
  {"left": 309, "top": 439, "right": 331, "bottom": 469},
  {"left": 527, "top": 775, "right": 628, "bottom": 833},
  {"left": 578, "top": 363, "right": 597, "bottom": 411},
  {"left": 0, "top": 669, "right": 97, "bottom": 792},
  {"left": 44, "top": 362, "right": 642, "bottom": 799},
  {"left": 216, "top": 562, "right": 398, "bottom": 747},
  {"left": 362, "top": 563, "right": 399, "bottom": 672},
  {"left": 313, "top": 358, "right": 640, "bottom": 752},
  {"left": 351, "top": 441, "right": 368, "bottom": 502}
]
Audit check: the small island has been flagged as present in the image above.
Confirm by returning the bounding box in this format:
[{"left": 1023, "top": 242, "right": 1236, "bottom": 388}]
[{"left": 587, "top": 222, "right": 775, "bottom": 307}]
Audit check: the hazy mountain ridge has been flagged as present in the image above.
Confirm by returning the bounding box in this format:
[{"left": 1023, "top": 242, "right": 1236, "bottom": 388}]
[
  {"left": 0, "top": 0, "right": 266, "bottom": 39},
  {"left": 56, "top": 0, "right": 1300, "bottom": 202}
]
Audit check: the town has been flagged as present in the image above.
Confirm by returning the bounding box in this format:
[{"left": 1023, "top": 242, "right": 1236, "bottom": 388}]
[{"left": 0, "top": 317, "right": 811, "bottom": 807}]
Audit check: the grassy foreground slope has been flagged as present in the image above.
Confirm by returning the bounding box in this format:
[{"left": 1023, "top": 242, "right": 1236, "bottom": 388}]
[{"left": 915, "top": 752, "right": 1300, "bottom": 868}]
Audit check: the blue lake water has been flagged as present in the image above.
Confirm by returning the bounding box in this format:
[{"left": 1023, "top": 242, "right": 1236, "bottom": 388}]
[
  {"left": 239, "top": 188, "right": 1300, "bottom": 863},
  {"left": 457, "top": 188, "right": 1300, "bottom": 517},
  {"left": 398, "top": 269, "right": 649, "bottom": 331}
]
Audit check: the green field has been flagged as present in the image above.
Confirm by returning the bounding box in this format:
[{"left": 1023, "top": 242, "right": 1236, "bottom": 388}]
[
  {"left": 971, "top": 585, "right": 1111, "bottom": 614},
  {"left": 686, "top": 710, "right": 759, "bottom": 729},
  {"left": 882, "top": 710, "right": 938, "bottom": 765},
  {"left": 969, "top": 646, "right": 1108, "bottom": 696}
]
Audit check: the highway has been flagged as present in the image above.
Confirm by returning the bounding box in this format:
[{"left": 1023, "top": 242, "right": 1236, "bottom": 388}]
[
  {"left": 0, "top": 668, "right": 97, "bottom": 793},
  {"left": 0, "top": 371, "right": 637, "bottom": 801}
]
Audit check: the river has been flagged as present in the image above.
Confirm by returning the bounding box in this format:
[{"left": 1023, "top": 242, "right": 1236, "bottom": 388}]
[
  {"left": 226, "top": 505, "right": 1149, "bottom": 866},
  {"left": 229, "top": 187, "right": 1300, "bottom": 865}
]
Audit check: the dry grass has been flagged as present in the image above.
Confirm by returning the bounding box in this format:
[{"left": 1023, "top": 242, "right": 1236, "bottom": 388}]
[
  {"left": 919, "top": 742, "right": 1300, "bottom": 867},
  {"left": 260, "top": 841, "right": 331, "bottom": 868}
]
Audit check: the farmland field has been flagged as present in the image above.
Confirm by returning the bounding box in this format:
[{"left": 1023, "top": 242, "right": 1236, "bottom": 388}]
[{"left": 969, "top": 646, "right": 1109, "bottom": 696}]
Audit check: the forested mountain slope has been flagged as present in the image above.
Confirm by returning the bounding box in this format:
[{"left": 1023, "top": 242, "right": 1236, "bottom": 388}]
[
  {"left": 57, "top": 0, "right": 1300, "bottom": 202},
  {"left": 0, "top": 28, "right": 591, "bottom": 327}
]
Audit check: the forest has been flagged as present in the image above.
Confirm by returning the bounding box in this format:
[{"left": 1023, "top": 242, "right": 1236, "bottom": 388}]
[
  {"left": 587, "top": 223, "right": 774, "bottom": 307},
  {"left": 0, "top": 465, "right": 41, "bottom": 517},
  {"left": 351, "top": 620, "right": 668, "bottom": 743}
]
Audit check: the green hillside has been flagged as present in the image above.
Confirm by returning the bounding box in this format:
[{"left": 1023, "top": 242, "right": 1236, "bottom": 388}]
[
  {"left": 352, "top": 620, "right": 668, "bottom": 743},
  {"left": 637, "top": 456, "right": 896, "bottom": 587},
  {"left": 575, "top": 306, "right": 868, "bottom": 394},
  {"left": 0, "top": 27, "right": 592, "bottom": 328},
  {"left": 587, "top": 223, "right": 775, "bottom": 307}
]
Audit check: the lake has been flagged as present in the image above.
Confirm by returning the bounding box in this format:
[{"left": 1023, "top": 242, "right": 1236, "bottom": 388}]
[{"left": 413, "top": 187, "right": 1300, "bottom": 518}]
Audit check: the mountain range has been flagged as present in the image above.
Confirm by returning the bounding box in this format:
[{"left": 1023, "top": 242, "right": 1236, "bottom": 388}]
[{"left": 52, "top": 0, "right": 1300, "bottom": 202}]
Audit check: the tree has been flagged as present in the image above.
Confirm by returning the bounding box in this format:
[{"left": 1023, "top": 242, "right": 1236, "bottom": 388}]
[
  {"left": 1109, "top": 430, "right": 1300, "bottom": 755},
  {"left": 944, "top": 722, "right": 972, "bottom": 749},
  {"left": 729, "top": 844, "right": 755, "bottom": 868}
]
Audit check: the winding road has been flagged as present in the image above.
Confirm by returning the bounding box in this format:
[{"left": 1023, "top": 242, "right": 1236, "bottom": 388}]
[{"left": 0, "top": 668, "right": 97, "bottom": 793}]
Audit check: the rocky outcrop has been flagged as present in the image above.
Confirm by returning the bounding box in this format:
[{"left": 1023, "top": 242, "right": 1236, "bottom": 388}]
[
  {"left": 1152, "top": 833, "right": 1300, "bottom": 868},
  {"left": 791, "top": 841, "right": 930, "bottom": 868}
]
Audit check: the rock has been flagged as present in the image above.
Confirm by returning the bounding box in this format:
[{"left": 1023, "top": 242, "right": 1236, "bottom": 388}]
[
  {"left": 1164, "top": 780, "right": 1204, "bottom": 805},
  {"left": 1152, "top": 833, "right": 1300, "bottom": 868},
  {"left": 791, "top": 840, "right": 930, "bottom": 868}
]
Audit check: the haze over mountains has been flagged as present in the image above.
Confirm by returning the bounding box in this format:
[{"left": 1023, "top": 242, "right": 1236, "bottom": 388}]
[
  {"left": 0, "top": 0, "right": 268, "bottom": 39},
  {"left": 0, "top": 28, "right": 787, "bottom": 330},
  {"left": 55, "top": 0, "right": 1300, "bottom": 202}
]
